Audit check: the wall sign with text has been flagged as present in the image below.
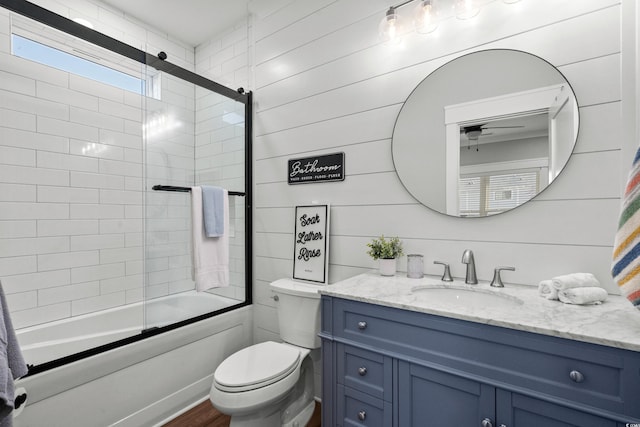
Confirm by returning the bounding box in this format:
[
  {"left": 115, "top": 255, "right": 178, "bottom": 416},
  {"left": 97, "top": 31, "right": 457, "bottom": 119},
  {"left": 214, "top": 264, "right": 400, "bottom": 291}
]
[
  {"left": 293, "top": 204, "right": 330, "bottom": 284},
  {"left": 288, "top": 152, "right": 345, "bottom": 184}
]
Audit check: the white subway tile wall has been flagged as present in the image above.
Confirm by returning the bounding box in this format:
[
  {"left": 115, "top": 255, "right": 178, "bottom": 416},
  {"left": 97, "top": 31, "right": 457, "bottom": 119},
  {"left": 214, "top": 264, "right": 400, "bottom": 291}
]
[
  {"left": 195, "top": 16, "right": 250, "bottom": 302},
  {"left": 0, "top": 0, "right": 249, "bottom": 330},
  {"left": 0, "top": 33, "right": 145, "bottom": 328}
]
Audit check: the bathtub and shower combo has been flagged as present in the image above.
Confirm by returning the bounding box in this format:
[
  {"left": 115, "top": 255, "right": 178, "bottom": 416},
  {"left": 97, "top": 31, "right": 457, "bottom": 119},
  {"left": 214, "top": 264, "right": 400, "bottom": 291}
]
[{"left": 0, "top": 1, "right": 253, "bottom": 425}]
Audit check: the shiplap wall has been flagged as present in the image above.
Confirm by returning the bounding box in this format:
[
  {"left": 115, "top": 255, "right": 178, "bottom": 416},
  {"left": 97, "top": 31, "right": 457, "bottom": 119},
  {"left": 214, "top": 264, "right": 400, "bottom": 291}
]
[{"left": 250, "top": 0, "right": 632, "bottom": 347}]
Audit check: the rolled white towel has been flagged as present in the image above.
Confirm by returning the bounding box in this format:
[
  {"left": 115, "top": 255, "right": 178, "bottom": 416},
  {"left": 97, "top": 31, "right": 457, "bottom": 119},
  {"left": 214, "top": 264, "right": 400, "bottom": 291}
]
[
  {"left": 552, "top": 273, "right": 600, "bottom": 291},
  {"left": 558, "top": 287, "right": 608, "bottom": 305},
  {"left": 538, "top": 279, "right": 558, "bottom": 300}
]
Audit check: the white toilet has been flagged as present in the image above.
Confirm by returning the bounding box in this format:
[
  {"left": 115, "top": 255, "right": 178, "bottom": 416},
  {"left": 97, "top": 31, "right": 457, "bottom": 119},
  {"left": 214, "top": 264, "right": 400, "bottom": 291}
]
[{"left": 209, "top": 278, "right": 321, "bottom": 427}]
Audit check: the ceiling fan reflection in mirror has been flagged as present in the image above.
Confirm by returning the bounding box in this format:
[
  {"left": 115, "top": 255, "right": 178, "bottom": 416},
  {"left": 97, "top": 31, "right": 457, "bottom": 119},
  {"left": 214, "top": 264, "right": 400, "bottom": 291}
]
[{"left": 460, "top": 123, "right": 524, "bottom": 150}]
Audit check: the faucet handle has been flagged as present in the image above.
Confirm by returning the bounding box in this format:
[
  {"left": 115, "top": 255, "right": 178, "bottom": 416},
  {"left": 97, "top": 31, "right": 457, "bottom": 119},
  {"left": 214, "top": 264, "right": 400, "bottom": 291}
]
[
  {"left": 433, "top": 261, "right": 453, "bottom": 282},
  {"left": 490, "top": 266, "right": 515, "bottom": 288}
]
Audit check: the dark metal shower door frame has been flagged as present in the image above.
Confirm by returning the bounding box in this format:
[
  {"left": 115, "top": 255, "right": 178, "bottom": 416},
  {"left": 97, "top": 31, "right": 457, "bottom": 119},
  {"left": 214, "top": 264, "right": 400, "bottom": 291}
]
[{"left": 0, "top": 0, "right": 253, "bottom": 376}]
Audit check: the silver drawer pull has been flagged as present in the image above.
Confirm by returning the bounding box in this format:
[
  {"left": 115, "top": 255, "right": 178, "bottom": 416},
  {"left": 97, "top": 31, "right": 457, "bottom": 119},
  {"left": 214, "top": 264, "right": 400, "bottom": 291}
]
[
  {"left": 569, "top": 370, "right": 585, "bottom": 383},
  {"left": 358, "top": 410, "right": 366, "bottom": 421},
  {"left": 358, "top": 366, "right": 367, "bottom": 376},
  {"left": 357, "top": 321, "right": 367, "bottom": 330},
  {"left": 481, "top": 418, "right": 493, "bottom": 427}
]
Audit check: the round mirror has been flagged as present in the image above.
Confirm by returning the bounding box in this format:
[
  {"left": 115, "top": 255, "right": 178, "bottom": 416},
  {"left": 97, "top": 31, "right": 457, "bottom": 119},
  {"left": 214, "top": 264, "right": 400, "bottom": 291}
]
[{"left": 392, "top": 49, "right": 579, "bottom": 217}]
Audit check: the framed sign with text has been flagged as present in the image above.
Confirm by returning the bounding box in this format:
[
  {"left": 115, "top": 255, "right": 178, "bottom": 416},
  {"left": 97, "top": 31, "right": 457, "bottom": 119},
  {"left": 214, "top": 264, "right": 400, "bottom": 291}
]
[
  {"left": 288, "top": 152, "right": 344, "bottom": 184},
  {"left": 293, "top": 204, "right": 330, "bottom": 284}
]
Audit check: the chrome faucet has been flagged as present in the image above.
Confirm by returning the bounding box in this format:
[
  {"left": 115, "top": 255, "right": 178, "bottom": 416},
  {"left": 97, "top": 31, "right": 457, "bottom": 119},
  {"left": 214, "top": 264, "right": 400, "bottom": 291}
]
[{"left": 461, "top": 249, "right": 477, "bottom": 284}]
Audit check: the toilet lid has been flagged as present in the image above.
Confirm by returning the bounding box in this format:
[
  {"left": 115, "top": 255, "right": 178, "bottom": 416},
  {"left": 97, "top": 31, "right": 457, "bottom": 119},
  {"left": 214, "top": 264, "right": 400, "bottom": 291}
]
[{"left": 214, "top": 341, "right": 301, "bottom": 391}]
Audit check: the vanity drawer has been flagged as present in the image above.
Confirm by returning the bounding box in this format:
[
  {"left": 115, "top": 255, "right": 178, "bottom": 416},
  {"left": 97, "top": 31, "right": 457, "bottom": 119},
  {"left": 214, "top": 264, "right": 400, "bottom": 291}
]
[
  {"left": 336, "top": 343, "right": 392, "bottom": 401},
  {"left": 330, "top": 298, "right": 640, "bottom": 416},
  {"left": 336, "top": 385, "right": 392, "bottom": 427}
]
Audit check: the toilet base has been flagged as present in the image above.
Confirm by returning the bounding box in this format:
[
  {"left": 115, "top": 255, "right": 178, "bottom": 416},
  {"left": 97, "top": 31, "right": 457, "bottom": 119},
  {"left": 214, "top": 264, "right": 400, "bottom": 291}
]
[
  {"left": 282, "top": 400, "right": 315, "bottom": 427},
  {"left": 229, "top": 408, "right": 281, "bottom": 427}
]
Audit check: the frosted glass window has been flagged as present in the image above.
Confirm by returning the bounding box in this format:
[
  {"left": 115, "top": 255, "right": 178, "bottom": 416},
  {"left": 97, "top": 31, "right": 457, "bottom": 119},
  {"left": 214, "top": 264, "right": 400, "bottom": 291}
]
[{"left": 11, "top": 34, "right": 146, "bottom": 95}]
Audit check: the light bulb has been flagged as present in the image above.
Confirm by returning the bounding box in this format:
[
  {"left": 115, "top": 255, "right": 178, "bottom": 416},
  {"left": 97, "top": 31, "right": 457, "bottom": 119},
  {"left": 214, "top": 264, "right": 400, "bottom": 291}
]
[
  {"left": 455, "top": 0, "right": 480, "bottom": 20},
  {"left": 414, "top": 0, "right": 438, "bottom": 34},
  {"left": 379, "top": 7, "right": 404, "bottom": 42}
]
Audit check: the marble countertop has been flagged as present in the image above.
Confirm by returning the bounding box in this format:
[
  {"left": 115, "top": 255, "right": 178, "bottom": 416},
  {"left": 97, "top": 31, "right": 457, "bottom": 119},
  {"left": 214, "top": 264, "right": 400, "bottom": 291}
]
[{"left": 319, "top": 272, "right": 640, "bottom": 352}]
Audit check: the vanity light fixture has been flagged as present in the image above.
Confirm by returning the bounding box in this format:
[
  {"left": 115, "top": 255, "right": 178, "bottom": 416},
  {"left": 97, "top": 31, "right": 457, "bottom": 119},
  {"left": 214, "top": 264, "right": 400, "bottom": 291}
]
[
  {"left": 454, "top": 0, "right": 480, "bottom": 20},
  {"left": 378, "top": 5, "right": 404, "bottom": 42},
  {"left": 380, "top": 0, "right": 521, "bottom": 41},
  {"left": 379, "top": 0, "right": 437, "bottom": 41},
  {"left": 414, "top": 0, "right": 439, "bottom": 34}
]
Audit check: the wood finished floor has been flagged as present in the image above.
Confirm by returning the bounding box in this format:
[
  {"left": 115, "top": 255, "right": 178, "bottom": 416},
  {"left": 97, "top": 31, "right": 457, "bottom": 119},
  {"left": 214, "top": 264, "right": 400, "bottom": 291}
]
[{"left": 162, "top": 400, "right": 321, "bottom": 427}]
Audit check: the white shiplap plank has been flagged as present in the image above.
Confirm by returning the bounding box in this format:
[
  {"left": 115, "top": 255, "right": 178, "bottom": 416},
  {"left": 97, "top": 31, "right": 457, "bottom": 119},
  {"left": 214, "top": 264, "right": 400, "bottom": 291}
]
[
  {"left": 252, "top": 0, "right": 333, "bottom": 42},
  {"left": 255, "top": 129, "right": 618, "bottom": 207},
  {"left": 255, "top": 8, "right": 380, "bottom": 89},
  {"left": 255, "top": 0, "right": 618, "bottom": 90},
  {"left": 255, "top": 207, "right": 295, "bottom": 234},
  {"left": 562, "top": 54, "right": 621, "bottom": 107},
  {"left": 326, "top": 234, "right": 618, "bottom": 293},
  {"left": 255, "top": 0, "right": 375, "bottom": 64},
  {"left": 253, "top": 233, "right": 618, "bottom": 293},
  {"left": 255, "top": 171, "right": 416, "bottom": 208},
  {"left": 256, "top": 3, "right": 620, "bottom": 111},
  {"left": 254, "top": 231, "right": 293, "bottom": 259},
  {"left": 575, "top": 102, "right": 621, "bottom": 154},
  {"left": 253, "top": 254, "right": 293, "bottom": 283},
  {"left": 253, "top": 100, "right": 618, "bottom": 183},
  {"left": 327, "top": 199, "right": 618, "bottom": 247},
  {"left": 255, "top": 147, "right": 619, "bottom": 212},
  {"left": 535, "top": 151, "right": 620, "bottom": 201},
  {"left": 254, "top": 104, "right": 398, "bottom": 159},
  {"left": 255, "top": 54, "right": 619, "bottom": 137},
  {"left": 257, "top": 197, "right": 619, "bottom": 248}
]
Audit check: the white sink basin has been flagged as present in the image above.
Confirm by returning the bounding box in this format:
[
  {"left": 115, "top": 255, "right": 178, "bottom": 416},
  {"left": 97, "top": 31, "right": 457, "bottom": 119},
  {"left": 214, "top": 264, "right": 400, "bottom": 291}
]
[{"left": 411, "top": 285, "right": 524, "bottom": 308}]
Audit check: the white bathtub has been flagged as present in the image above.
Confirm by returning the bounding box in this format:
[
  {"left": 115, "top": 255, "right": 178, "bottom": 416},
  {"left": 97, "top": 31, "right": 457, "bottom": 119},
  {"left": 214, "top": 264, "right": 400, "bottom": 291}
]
[
  {"left": 14, "top": 298, "right": 252, "bottom": 427},
  {"left": 17, "top": 291, "right": 240, "bottom": 366}
]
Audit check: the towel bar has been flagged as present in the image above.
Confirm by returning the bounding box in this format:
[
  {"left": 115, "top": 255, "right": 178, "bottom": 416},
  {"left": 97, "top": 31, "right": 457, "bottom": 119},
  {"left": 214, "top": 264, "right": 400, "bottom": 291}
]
[{"left": 152, "top": 185, "right": 245, "bottom": 196}]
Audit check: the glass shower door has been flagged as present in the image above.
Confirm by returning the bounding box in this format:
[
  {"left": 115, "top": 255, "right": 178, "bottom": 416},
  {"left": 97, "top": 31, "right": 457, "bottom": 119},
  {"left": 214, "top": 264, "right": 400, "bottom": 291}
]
[{"left": 142, "top": 69, "right": 247, "bottom": 330}]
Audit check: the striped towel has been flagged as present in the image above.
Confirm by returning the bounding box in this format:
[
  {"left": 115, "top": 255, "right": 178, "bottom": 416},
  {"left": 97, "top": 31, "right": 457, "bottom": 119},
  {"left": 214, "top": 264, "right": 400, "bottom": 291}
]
[{"left": 612, "top": 148, "right": 640, "bottom": 309}]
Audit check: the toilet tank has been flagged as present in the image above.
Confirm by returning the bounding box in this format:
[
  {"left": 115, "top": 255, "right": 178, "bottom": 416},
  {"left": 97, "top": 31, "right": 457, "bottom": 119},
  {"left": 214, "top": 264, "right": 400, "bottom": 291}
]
[{"left": 270, "top": 279, "right": 322, "bottom": 349}]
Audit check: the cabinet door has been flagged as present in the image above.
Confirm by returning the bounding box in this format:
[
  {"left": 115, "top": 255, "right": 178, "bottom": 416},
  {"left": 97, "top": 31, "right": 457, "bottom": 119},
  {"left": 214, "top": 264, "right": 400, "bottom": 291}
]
[
  {"left": 496, "top": 389, "right": 619, "bottom": 427},
  {"left": 398, "top": 361, "right": 495, "bottom": 427}
]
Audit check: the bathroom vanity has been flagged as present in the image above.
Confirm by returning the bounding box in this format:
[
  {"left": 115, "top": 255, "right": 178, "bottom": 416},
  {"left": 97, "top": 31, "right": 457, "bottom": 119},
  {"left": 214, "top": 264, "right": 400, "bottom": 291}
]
[{"left": 319, "top": 273, "right": 640, "bottom": 427}]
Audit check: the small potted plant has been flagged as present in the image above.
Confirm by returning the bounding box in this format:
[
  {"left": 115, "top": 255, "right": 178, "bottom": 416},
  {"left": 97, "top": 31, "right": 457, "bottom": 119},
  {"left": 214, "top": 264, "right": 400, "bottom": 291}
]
[{"left": 366, "top": 235, "right": 404, "bottom": 276}]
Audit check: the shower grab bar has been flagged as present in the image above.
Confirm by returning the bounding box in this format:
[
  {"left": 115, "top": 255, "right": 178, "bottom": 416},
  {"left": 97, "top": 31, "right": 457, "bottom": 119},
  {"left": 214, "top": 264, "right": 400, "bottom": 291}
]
[{"left": 152, "top": 185, "right": 245, "bottom": 196}]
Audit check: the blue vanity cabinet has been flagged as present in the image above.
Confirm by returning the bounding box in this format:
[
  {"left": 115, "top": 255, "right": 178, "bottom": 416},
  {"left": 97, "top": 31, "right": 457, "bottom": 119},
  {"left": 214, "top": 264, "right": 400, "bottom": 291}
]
[
  {"left": 398, "top": 361, "right": 622, "bottom": 427},
  {"left": 320, "top": 295, "right": 640, "bottom": 427}
]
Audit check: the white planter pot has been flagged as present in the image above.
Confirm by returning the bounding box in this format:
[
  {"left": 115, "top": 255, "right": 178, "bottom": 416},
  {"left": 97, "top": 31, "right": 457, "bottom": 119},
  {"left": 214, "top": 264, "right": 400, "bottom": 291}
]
[{"left": 379, "top": 258, "right": 397, "bottom": 276}]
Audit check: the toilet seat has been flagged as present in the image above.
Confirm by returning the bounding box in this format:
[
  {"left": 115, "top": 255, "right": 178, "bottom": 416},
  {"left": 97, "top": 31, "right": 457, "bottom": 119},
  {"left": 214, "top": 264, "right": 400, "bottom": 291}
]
[{"left": 214, "top": 341, "right": 301, "bottom": 392}]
